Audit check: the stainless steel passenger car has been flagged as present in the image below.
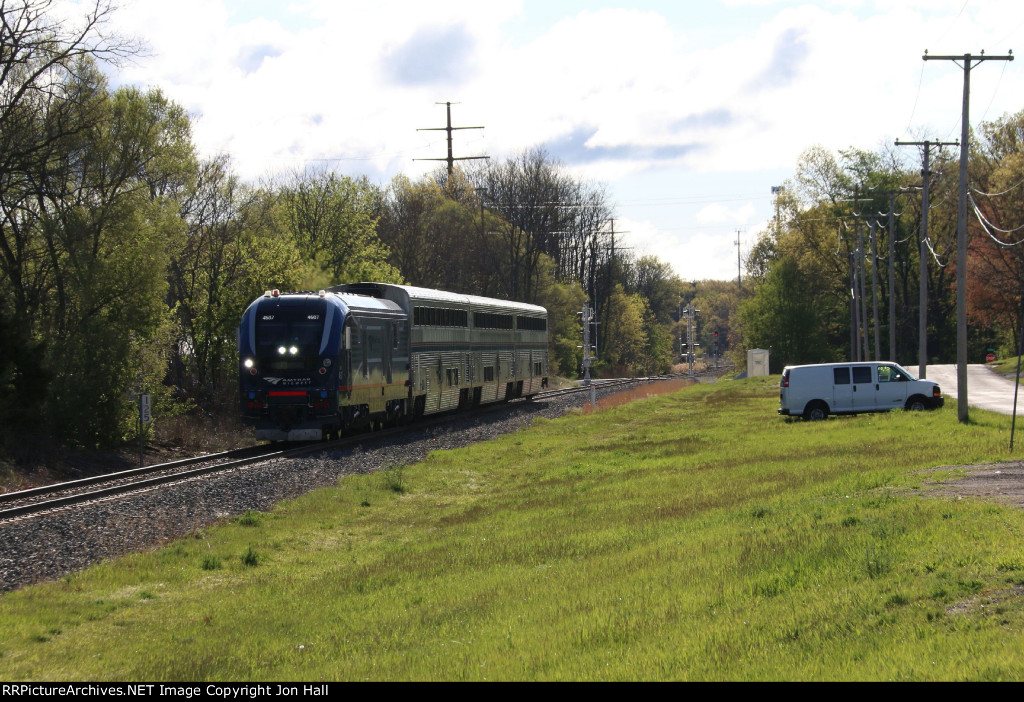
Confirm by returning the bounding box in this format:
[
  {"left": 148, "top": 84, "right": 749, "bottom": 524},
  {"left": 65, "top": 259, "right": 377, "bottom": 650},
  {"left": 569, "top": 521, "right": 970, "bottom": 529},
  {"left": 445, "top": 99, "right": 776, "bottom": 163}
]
[{"left": 238, "top": 283, "right": 549, "bottom": 441}]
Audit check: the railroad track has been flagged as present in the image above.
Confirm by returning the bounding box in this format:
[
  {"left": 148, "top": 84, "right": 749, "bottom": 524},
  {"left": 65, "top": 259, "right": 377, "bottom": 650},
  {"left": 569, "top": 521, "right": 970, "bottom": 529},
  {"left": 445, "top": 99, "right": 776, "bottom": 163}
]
[{"left": 0, "top": 376, "right": 667, "bottom": 523}]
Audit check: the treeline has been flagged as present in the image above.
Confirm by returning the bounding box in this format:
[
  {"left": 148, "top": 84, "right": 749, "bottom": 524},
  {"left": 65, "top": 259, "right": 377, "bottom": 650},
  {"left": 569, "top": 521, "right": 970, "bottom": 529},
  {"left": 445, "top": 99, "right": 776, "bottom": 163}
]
[
  {"left": 0, "top": 1, "right": 685, "bottom": 451},
  {"left": 732, "top": 110, "right": 1024, "bottom": 374},
  {"left": 377, "top": 159, "right": 687, "bottom": 382}
]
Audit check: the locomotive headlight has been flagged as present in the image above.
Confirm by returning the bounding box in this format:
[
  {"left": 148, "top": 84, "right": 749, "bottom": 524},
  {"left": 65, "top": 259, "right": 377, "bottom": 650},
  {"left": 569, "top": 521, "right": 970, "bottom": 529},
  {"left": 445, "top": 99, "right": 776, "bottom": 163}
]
[
  {"left": 277, "top": 346, "right": 287, "bottom": 355},
  {"left": 289, "top": 346, "right": 298, "bottom": 355},
  {"left": 323, "top": 358, "right": 332, "bottom": 367},
  {"left": 243, "top": 358, "right": 254, "bottom": 369}
]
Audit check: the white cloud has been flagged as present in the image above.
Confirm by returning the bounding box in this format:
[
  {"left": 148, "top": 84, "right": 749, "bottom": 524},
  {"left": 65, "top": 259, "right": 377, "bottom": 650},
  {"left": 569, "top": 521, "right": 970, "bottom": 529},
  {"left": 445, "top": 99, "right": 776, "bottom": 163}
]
[
  {"left": 94, "top": 0, "right": 1024, "bottom": 280},
  {"left": 696, "top": 202, "right": 757, "bottom": 225}
]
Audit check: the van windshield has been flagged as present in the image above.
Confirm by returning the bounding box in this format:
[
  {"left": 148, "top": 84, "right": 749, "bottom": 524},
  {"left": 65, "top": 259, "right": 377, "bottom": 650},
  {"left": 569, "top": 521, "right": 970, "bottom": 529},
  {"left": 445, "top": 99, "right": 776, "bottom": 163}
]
[
  {"left": 892, "top": 364, "right": 918, "bottom": 381},
  {"left": 877, "top": 364, "right": 917, "bottom": 382}
]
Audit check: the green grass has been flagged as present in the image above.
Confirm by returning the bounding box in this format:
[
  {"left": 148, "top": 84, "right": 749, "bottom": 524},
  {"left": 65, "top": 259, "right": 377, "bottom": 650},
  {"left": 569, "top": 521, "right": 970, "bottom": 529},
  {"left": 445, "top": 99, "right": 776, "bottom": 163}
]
[
  {"left": 2, "top": 376, "right": 1024, "bottom": 681},
  {"left": 989, "top": 355, "right": 1024, "bottom": 378}
]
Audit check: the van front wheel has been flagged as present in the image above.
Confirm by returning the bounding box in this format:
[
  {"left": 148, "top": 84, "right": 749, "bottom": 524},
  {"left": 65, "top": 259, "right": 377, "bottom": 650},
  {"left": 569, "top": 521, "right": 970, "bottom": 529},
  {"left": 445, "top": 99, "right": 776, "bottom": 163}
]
[
  {"left": 906, "top": 396, "right": 928, "bottom": 411},
  {"left": 803, "top": 401, "right": 828, "bottom": 421}
]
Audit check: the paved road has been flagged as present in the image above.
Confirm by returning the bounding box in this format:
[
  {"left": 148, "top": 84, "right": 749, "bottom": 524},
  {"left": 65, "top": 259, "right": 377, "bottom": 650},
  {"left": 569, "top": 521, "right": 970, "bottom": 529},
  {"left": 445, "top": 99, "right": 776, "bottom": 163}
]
[{"left": 906, "top": 363, "right": 1024, "bottom": 416}]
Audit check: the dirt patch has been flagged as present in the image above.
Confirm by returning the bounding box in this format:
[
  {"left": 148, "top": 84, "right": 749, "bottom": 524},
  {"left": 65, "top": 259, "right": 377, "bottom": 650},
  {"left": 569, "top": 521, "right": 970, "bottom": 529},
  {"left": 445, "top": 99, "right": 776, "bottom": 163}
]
[
  {"left": 920, "top": 461, "right": 1024, "bottom": 508},
  {"left": 946, "top": 584, "right": 1024, "bottom": 616}
]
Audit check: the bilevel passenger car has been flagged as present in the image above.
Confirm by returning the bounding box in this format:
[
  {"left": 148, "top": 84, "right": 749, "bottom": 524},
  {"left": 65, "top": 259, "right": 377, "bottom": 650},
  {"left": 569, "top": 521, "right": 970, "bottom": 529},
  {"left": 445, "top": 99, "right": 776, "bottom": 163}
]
[{"left": 238, "top": 283, "right": 549, "bottom": 441}]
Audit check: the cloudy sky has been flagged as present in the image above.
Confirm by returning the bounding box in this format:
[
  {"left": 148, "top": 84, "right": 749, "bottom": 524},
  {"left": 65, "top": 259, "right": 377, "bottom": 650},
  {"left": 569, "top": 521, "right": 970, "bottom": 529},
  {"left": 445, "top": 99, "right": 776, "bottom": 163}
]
[{"left": 95, "top": 0, "right": 1024, "bottom": 282}]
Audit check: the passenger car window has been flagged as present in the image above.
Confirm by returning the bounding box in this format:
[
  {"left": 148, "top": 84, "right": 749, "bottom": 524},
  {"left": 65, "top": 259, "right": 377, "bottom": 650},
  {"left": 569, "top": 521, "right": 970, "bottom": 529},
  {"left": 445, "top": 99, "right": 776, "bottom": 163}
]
[
  {"left": 833, "top": 368, "right": 850, "bottom": 385},
  {"left": 852, "top": 367, "right": 872, "bottom": 384}
]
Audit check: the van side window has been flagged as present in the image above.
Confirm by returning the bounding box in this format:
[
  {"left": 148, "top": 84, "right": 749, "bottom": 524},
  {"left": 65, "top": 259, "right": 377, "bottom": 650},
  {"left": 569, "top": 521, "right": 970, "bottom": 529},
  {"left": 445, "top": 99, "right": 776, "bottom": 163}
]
[
  {"left": 833, "top": 368, "right": 850, "bottom": 385},
  {"left": 852, "top": 367, "right": 872, "bottom": 384},
  {"left": 877, "top": 366, "right": 892, "bottom": 382}
]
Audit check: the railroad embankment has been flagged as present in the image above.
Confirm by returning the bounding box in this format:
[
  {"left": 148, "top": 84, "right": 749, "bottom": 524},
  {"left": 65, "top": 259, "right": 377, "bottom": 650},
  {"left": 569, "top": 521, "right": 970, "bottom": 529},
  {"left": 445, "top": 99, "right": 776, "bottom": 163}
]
[{"left": 3, "top": 376, "right": 1024, "bottom": 681}]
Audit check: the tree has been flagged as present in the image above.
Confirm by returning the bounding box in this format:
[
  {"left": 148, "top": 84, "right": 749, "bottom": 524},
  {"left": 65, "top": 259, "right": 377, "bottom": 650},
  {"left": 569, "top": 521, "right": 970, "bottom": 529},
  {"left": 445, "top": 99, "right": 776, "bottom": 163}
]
[
  {"left": 738, "top": 257, "right": 836, "bottom": 373},
  {"left": 167, "top": 156, "right": 301, "bottom": 406},
  {"left": 595, "top": 284, "right": 649, "bottom": 376},
  {"left": 691, "top": 279, "right": 741, "bottom": 361},
  {"left": 965, "top": 110, "right": 1024, "bottom": 355},
  {"left": 37, "top": 83, "right": 196, "bottom": 445},
  {"left": 470, "top": 149, "right": 612, "bottom": 302},
  {"left": 279, "top": 167, "right": 401, "bottom": 288},
  {"left": 375, "top": 172, "right": 505, "bottom": 294}
]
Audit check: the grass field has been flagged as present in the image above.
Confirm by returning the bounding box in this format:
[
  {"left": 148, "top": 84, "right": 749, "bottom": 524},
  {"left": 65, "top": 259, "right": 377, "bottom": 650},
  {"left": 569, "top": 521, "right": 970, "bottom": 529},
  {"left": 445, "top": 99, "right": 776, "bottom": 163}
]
[{"left": 2, "top": 376, "right": 1024, "bottom": 681}]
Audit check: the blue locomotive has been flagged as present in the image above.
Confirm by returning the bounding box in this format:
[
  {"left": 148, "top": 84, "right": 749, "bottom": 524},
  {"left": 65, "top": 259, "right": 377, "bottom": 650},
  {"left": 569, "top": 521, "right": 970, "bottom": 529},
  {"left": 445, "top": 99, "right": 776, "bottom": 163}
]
[{"left": 238, "top": 283, "right": 549, "bottom": 441}]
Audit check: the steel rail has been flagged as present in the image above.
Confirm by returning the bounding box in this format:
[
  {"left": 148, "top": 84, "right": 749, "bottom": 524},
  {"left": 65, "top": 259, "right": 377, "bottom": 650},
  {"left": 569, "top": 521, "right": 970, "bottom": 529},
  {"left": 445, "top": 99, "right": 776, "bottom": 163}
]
[{"left": 0, "top": 375, "right": 670, "bottom": 521}]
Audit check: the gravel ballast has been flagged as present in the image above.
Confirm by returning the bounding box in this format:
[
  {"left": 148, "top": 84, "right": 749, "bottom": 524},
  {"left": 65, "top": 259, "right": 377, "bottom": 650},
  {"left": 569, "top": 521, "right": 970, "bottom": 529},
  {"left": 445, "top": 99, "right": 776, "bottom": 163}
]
[{"left": 0, "top": 384, "right": 646, "bottom": 592}]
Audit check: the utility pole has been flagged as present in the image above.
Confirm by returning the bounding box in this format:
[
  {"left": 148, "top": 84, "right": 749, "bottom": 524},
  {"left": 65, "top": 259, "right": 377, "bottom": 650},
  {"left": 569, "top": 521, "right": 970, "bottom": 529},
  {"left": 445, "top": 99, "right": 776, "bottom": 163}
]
[
  {"left": 848, "top": 244, "right": 857, "bottom": 361},
  {"left": 598, "top": 220, "right": 630, "bottom": 362},
  {"left": 924, "top": 50, "right": 1014, "bottom": 423},
  {"left": 415, "top": 101, "right": 489, "bottom": 178},
  {"left": 845, "top": 187, "right": 875, "bottom": 361},
  {"left": 896, "top": 139, "right": 958, "bottom": 379},
  {"left": 869, "top": 218, "right": 882, "bottom": 362},
  {"left": 735, "top": 230, "right": 742, "bottom": 291},
  {"left": 887, "top": 194, "right": 896, "bottom": 362},
  {"left": 863, "top": 188, "right": 916, "bottom": 362},
  {"left": 857, "top": 213, "right": 869, "bottom": 360}
]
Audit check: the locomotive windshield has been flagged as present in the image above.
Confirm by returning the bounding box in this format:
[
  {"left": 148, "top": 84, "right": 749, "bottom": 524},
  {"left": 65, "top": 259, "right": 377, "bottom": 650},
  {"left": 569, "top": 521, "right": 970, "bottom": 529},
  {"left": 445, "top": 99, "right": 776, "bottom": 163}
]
[{"left": 254, "top": 300, "right": 326, "bottom": 370}]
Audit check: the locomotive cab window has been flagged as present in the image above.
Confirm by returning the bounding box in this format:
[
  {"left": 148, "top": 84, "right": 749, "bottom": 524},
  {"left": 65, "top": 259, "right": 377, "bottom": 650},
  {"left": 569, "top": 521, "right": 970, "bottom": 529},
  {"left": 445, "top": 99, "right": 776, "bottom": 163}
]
[{"left": 254, "top": 305, "right": 326, "bottom": 370}]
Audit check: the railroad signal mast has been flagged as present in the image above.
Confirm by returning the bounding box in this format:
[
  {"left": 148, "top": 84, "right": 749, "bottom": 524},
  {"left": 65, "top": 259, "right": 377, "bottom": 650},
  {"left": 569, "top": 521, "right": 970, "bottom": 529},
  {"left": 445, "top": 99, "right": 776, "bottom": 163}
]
[
  {"left": 579, "top": 303, "right": 598, "bottom": 405},
  {"left": 681, "top": 304, "right": 699, "bottom": 378}
]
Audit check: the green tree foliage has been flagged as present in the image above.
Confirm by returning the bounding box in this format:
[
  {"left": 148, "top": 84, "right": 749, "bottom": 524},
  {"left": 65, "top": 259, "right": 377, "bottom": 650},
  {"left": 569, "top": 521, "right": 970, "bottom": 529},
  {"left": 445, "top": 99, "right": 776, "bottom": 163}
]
[
  {"left": 740, "top": 143, "right": 960, "bottom": 369},
  {"left": 737, "top": 257, "right": 837, "bottom": 372},
  {"left": 691, "top": 279, "right": 741, "bottom": 361},
  {"left": 624, "top": 255, "right": 685, "bottom": 325},
  {"left": 376, "top": 172, "right": 507, "bottom": 295},
  {"left": 596, "top": 284, "right": 649, "bottom": 376},
  {"left": 279, "top": 167, "right": 402, "bottom": 288},
  {"left": 39, "top": 83, "right": 195, "bottom": 445},
  {"left": 966, "top": 110, "right": 1024, "bottom": 356},
  {"left": 167, "top": 157, "right": 301, "bottom": 406},
  {"left": 532, "top": 256, "right": 587, "bottom": 377}
]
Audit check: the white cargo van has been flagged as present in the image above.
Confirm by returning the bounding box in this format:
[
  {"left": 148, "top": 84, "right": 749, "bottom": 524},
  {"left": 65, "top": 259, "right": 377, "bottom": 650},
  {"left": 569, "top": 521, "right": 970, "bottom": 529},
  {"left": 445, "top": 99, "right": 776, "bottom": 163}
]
[{"left": 778, "top": 362, "right": 944, "bottom": 420}]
